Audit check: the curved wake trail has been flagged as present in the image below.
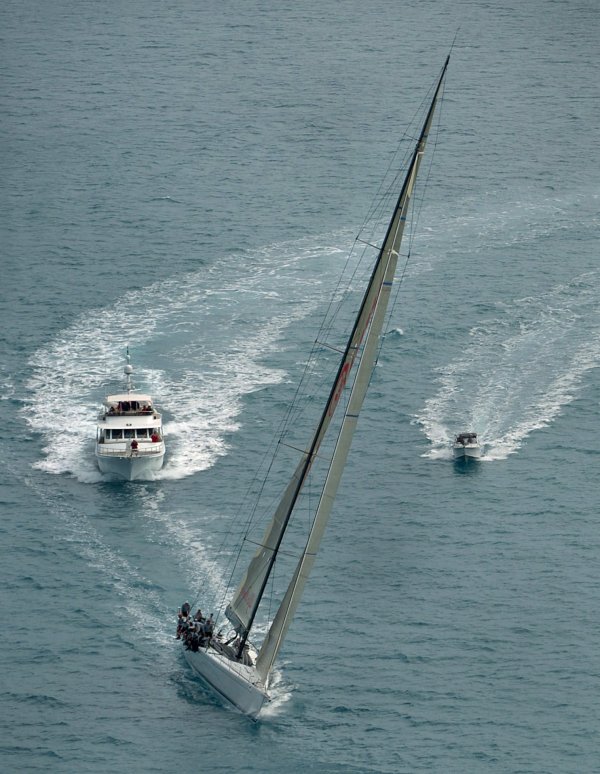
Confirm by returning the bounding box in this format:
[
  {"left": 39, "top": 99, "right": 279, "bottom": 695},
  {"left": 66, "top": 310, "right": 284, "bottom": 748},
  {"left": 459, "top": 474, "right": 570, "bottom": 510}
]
[
  {"left": 417, "top": 270, "right": 600, "bottom": 460},
  {"left": 23, "top": 238, "right": 348, "bottom": 482},
  {"left": 11, "top": 461, "right": 174, "bottom": 650}
]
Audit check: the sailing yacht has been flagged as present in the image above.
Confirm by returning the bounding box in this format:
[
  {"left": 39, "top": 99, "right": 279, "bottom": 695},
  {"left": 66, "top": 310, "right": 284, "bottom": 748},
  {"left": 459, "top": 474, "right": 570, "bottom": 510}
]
[{"left": 179, "top": 56, "right": 450, "bottom": 718}]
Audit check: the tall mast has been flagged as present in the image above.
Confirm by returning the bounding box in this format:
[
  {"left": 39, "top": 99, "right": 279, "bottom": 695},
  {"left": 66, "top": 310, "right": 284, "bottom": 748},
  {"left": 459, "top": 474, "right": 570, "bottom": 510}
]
[
  {"left": 255, "top": 56, "right": 450, "bottom": 677},
  {"left": 229, "top": 56, "right": 449, "bottom": 660}
]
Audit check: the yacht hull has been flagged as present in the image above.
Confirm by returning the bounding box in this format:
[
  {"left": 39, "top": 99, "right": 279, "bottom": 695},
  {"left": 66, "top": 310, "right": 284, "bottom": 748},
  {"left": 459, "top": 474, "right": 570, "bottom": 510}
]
[
  {"left": 183, "top": 646, "right": 268, "bottom": 719},
  {"left": 95, "top": 449, "right": 165, "bottom": 481},
  {"left": 453, "top": 444, "right": 481, "bottom": 460}
]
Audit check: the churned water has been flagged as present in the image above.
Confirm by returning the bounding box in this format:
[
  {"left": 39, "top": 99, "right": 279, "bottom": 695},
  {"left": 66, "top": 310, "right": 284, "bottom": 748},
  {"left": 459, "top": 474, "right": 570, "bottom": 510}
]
[{"left": 1, "top": 1, "right": 599, "bottom": 772}]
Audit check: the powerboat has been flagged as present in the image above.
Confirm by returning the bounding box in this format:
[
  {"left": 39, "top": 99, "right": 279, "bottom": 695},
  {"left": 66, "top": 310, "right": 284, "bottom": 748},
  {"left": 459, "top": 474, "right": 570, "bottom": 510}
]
[
  {"left": 95, "top": 352, "right": 165, "bottom": 481},
  {"left": 453, "top": 432, "right": 481, "bottom": 460}
]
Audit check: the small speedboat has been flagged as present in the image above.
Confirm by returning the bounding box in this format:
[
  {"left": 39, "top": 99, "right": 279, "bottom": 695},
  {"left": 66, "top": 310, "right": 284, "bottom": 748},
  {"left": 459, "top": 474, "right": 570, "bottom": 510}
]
[
  {"left": 453, "top": 432, "right": 481, "bottom": 460},
  {"left": 95, "top": 351, "right": 165, "bottom": 481}
]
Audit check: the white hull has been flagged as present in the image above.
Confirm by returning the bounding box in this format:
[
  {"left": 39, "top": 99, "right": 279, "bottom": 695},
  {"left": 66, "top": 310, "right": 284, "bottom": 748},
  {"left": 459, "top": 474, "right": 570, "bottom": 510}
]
[
  {"left": 453, "top": 444, "right": 481, "bottom": 460},
  {"left": 96, "top": 448, "right": 165, "bottom": 481},
  {"left": 183, "top": 646, "right": 268, "bottom": 719}
]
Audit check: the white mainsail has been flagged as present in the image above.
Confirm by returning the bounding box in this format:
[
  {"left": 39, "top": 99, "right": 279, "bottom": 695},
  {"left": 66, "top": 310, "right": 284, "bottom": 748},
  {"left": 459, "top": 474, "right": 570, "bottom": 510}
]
[
  {"left": 182, "top": 54, "right": 450, "bottom": 716},
  {"left": 255, "top": 76, "right": 444, "bottom": 676}
]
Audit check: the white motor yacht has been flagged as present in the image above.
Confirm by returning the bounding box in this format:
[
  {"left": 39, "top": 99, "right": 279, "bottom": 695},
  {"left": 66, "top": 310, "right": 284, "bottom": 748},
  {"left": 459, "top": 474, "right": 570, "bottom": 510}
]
[{"left": 95, "top": 353, "right": 165, "bottom": 481}]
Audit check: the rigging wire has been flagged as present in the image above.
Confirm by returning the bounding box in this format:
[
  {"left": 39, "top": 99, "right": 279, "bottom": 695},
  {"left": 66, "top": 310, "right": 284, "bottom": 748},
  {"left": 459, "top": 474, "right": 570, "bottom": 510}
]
[{"left": 382, "top": 74, "right": 448, "bottom": 354}]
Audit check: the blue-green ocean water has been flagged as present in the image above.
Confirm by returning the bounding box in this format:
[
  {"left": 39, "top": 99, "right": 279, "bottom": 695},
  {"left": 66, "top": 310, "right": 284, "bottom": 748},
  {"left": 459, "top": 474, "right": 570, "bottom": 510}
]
[{"left": 1, "top": 1, "right": 599, "bottom": 772}]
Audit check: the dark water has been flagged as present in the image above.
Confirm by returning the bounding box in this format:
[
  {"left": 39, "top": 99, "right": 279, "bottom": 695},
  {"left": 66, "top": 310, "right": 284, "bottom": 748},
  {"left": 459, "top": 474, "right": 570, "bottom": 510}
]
[{"left": 1, "top": 1, "right": 599, "bottom": 772}]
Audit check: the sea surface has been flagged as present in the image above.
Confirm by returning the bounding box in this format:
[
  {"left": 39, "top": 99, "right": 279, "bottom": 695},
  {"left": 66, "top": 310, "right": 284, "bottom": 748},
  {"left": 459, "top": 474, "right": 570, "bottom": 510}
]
[{"left": 1, "top": 1, "right": 599, "bottom": 772}]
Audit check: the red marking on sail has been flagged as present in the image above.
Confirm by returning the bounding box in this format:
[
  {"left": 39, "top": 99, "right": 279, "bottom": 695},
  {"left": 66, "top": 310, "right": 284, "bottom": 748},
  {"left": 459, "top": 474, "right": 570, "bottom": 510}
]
[{"left": 327, "top": 290, "right": 380, "bottom": 417}]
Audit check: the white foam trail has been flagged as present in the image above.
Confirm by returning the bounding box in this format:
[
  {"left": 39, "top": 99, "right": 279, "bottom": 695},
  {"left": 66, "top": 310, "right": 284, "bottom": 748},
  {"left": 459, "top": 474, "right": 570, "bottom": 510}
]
[
  {"left": 24, "top": 238, "right": 351, "bottom": 482},
  {"left": 418, "top": 269, "right": 600, "bottom": 460},
  {"left": 14, "top": 464, "right": 174, "bottom": 650},
  {"left": 136, "top": 486, "right": 234, "bottom": 614}
]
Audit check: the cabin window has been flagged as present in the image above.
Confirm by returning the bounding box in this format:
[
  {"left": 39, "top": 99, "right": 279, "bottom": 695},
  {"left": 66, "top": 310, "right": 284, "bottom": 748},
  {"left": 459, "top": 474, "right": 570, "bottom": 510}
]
[
  {"left": 112, "top": 429, "right": 123, "bottom": 439},
  {"left": 137, "top": 428, "right": 149, "bottom": 438},
  {"left": 124, "top": 429, "right": 135, "bottom": 439}
]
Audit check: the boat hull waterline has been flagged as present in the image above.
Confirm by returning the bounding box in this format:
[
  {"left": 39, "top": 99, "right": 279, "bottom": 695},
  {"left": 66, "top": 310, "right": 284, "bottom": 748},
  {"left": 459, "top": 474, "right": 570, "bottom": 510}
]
[
  {"left": 95, "top": 449, "right": 165, "bottom": 481},
  {"left": 453, "top": 444, "right": 482, "bottom": 460},
  {"left": 183, "top": 647, "right": 268, "bottom": 719}
]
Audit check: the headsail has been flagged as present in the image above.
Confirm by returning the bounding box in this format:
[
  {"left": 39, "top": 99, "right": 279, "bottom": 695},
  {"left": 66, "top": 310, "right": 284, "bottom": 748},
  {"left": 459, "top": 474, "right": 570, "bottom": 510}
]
[
  {"left": 224, "top": 229, "right": 399, "bottom": 637},
  {"left": 226, "top": 56, "right": 450, "bottom": 661}
]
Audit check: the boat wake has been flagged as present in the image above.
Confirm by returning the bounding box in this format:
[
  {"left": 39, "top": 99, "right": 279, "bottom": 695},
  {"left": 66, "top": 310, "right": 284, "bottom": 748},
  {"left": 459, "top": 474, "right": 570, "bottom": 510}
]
[
  {"left": 417, "top": 269, "right": 600, "bottom": 460},
  {"left": 24, "top": 238, "right": 350, "bottom": 482},
  {"left": 258, "top": 667, "right": 293, "bottom": 719},
  {"left": 10, "top": 459, "right": 175, "bottom": 650}
]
